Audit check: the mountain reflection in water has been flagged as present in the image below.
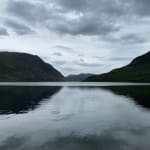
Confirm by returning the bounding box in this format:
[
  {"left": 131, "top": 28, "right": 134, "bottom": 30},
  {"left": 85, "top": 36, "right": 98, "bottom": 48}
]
[
  {"left": 0, "top": 86, "right": 61, "bottom": 114},
  {"left": 103, "top": 86, "right": 150, "bottom": 109}
]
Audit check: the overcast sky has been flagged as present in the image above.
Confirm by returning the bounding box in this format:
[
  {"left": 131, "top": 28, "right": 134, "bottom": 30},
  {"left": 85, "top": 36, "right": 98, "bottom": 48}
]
[{"left": 0, "top": 0, "right": 150, "bottom": 75}]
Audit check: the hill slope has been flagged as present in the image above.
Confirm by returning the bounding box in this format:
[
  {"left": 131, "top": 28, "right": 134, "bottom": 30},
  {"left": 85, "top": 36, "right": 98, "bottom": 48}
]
[
  {"left": 86, "top": 51, "right": 150, "bottom": 82},
  {"left": 0, "top": 52, "right": 64, "bottom": 81}
]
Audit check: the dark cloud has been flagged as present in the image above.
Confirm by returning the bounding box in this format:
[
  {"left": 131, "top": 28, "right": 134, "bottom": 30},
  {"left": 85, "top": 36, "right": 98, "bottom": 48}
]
[
  {"left": 54, "top": 0, "right": 125, "bottom": 16},
  {"left": 53, "top": 0, "right": 88, "bottom": 11},
  {"left": 132, "top": 0, "right": 150, "bottom": 17},
  {"left": 5, "top": 19, "right": 34, "bottom": 35},
  {"left": 6, "top": 0, "right": 121, "bottom": 36},
  {"left": 50, "top": 17, "right": 120, "bottom": 36},
  {"left": 48, "top": 0, "right": 129, "bottom": 36},
  {"left": 5, "top": 0, "right": 150, "bottom": 38},
  {"left": 7, "top": 1, "right": 50, "bottom": 24},
  {"left": 0, "top": 27, "right": 9, "bottom": 36}
]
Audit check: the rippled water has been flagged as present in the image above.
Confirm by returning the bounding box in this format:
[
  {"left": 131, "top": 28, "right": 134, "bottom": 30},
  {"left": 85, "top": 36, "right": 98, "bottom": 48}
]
[{"left": 0, "top": 83, "right": 150, "bottom": 150}]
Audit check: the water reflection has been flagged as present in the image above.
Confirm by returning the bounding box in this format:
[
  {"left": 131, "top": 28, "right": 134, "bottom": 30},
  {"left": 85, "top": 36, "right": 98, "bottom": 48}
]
[
  {"left": 103, "top": 86, "right": 150, "bottom": 109},
  {"left": 0, "top": 86, "right": 61, "bottom": 114},
  {"left": 0, "top": 85, "right": 150, "bottom": 150}
]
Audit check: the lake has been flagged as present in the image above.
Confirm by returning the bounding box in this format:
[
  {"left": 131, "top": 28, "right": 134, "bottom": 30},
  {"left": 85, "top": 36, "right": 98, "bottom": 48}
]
[{"left": 0, "top": 82, "right": 150, "bottom": 150}]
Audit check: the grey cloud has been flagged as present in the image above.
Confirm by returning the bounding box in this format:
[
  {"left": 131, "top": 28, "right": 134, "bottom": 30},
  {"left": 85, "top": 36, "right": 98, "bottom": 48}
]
[
  {"left": 52, "top": 59, "right": 101, "bottom": 69},
  {"left": 53, "top": 52, "right": 62, "bottom": 56},
  {"left": 52, "top": 0, "right": 128, "bottom": 32},
  {"left": 51, "top": 60, "right": 67, "bottom": 66},
  {"left": 76, "top": 61, "right": 101, "bottom": 67},
  {"left": 109, "top": 57, "right": 132, "bottom": 61},
  {"left": 132, "top": 0, "right": 150, "bottom": 17},
  {"left": 120, "top": 34, "right": 146, "bottom": 44},
  {"left": 93, "top": 55, "right": 132, "bottom": 62},
  {"left": 5, "top": 0, "right": 150, "bottom": 41},
  {"left": 7, "top": 1, "right": 50, "bottom": 24},
  {"left": 93, "top": 56, "right": 106, "bottom": 61},
  {"left": 105, "top": 33, "right": 146, "bottom": 44},
  {"left": 60, "top": 66, "right": 77, "bottom": 72},
  {"left": 50, "top": 17, "right": 120, "bottom": 36},
  {"left": 6, "top": 0, "right": 121, "bottom": 36},
  {"left": 53, "top": 0, "right": 88, "bottom": 12},
  {"left": 54, "top": 0, "right": 125, "bottom": 16},
  {"left": 53, "top": 45, "right": 75, "bottom": 53},
  {"left": 78, "top": 54, "right": 84, "bottom": 57},
  {"left": 5, "top": 19, "right": 34, "bottom": 35},
  {"left": 0, "top": 27, "right": 9, "bottom": 36},
  {"left": 80, "top": 58, "right": 84, "bottom": 62},
  {"left": 53, "top": 0, "right": 150, "bottom": 19},
  {"left": 42, "top": 56, "right": 49, "bottom": 60}
]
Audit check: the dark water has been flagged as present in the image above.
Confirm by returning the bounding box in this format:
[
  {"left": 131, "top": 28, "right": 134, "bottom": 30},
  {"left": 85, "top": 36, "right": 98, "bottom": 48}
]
[{"left": 0, "top": 83, "right": 150, "bottom": 150}]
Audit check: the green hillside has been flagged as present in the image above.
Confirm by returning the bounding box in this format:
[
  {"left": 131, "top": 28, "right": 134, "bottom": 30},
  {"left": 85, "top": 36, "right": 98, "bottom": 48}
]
[
  {"left": 0, "top": 52, "right": 64, "bottom": 81},
  {"left": 86, "top": 51, "right": 150, "bottom": 82}
]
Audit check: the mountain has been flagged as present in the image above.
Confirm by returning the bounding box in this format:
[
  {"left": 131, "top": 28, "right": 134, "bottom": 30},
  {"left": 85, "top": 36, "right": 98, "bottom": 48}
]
[
  {"left": 65, "top": 73, "right": 93, "bottom": 81},
  {"left": 86, "top": 51, "right": 150, "bottom": 82},
  {"left": 0, "top": 52, "right": 64, "bottom": 81}
]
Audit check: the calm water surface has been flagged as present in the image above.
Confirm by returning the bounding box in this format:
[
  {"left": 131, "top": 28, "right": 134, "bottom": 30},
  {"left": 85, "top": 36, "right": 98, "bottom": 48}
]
[{"left": 0, "top": 82, "right": 150, "bottom": 150}]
